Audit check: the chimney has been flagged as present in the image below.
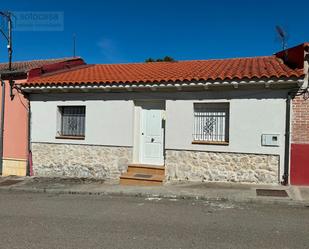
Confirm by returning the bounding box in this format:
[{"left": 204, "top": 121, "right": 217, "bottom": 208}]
[{"left": 275, "top": 43, "right": 309, "bottom": 89}]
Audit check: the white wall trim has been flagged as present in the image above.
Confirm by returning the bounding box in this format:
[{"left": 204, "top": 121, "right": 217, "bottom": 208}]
[{"left": 20, "top": 78, "right": 304, "bottom": 92}]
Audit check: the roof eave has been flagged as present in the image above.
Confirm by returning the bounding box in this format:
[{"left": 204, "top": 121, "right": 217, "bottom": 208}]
[{"left": 20, "top": 77, "right": 304, "bottom": 93}]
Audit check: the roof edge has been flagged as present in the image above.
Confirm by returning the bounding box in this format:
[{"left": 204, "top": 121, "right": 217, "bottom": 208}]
[{"left": 20, "top": 77, "right": 304, "bottom": 92}]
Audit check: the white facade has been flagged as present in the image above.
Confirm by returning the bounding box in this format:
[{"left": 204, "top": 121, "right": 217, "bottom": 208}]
[
  {"left": 31, "top": 98, "right": 134, "bottom": 147},
  {"left": 30, "top": 89, "right": 288, "bottom": 182},
  {"left": 165, "top": 97, "right": 286, "bottom": 174}
]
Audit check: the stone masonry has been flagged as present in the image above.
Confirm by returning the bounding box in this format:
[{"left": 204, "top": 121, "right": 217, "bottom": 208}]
[
  {"left": 165, "top": 150, "right": 279, "bottom": 184},
  {"left": 32, "top": 143, "right": 132, "bottom": 179}
]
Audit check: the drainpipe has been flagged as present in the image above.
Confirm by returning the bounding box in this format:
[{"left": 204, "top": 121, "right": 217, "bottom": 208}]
[
  {"left": 282, "top": 91, "right": 292, "bottom": 185},
  {"left": 0, "top": 80, "right": 5, "bottom": 175},
  {"left": 26, "top": 97, "right": 32, "bottom": 176}
]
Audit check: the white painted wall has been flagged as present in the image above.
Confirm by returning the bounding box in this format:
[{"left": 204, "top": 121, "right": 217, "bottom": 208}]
[
  {"left": 165, "top": 93, "right": 287, "bottom": 180},
  {"left": 30, "top": 97, "right": 134, "bottom": 147},
  {"left": 166, "top": 98, "right": 286, "bottom": 153},
  {"left": 30, "top": 89, "right": 288, "bottom": 180}
]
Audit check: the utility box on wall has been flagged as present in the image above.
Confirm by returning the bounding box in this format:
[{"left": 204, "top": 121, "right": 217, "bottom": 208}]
[{"left": 261, "top": 134, "right": 280, "bottom": 147}]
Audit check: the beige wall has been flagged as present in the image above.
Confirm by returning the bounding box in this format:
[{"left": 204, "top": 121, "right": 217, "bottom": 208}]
[{"left": 2, "top": 158, "right": 27, "bottom": 176}]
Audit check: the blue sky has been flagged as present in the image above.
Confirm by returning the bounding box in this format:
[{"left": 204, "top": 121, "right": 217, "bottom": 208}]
[{"left": 0, "top": 0, "right": 308, "bottom": 64}]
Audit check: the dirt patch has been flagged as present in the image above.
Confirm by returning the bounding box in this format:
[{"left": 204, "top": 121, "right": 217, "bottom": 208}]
[
  {"left": 29, "top": 177, "right": 105, "bottom": 185},
  {"left": 16, "top": 177, "right": 106, "bottom": 189},
  {"left": 0, "top": 179, "right": 24, "bottom": 187},
  {"left": 170, "top": 182, "right": 252, "bottom": 190}
]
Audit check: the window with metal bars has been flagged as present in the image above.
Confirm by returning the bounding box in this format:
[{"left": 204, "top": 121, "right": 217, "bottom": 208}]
[
  {"left": 58, "top": 106, "right": 85, "bottom": 137},
  {"left": 193, "top": 103, "right": 229, "bottom": 142}
]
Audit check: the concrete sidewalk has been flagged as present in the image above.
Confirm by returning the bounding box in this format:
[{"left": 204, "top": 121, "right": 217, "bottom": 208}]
[{"left": 0, "top": 176, "right": 309, "bottom": 206}]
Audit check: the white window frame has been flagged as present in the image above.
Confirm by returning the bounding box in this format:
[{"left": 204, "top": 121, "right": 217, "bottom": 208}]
[
  {"left": 193, "top": 103, "right": 229, "bottom": 143},
  {"left": 56, "top": 106, "right": 86, "bottom": 138}
]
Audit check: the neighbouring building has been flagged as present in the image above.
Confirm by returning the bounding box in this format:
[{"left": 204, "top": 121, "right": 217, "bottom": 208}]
[
  {"left": 17, "top": 43, "right": 308, "bottom": 185},
  {"left": 0, "top": 57, "right": 86, "bottom": 176},
  {"left": 281, "top": 43, "right": 309, "bottom": 185}
]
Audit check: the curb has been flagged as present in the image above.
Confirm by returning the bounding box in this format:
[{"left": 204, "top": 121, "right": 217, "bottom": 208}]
[{"left": 1, "top": 186, "right": 308, "bottom": 207}]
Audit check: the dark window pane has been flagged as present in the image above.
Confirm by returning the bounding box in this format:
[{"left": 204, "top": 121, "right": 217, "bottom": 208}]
[{"left": 60, "top": 106, "right": 85, "bottom": 136}]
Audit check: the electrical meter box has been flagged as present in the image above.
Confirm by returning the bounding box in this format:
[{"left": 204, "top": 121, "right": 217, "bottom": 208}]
[{"left": 261, "top": 134, "right": 280, "bottom": 147}]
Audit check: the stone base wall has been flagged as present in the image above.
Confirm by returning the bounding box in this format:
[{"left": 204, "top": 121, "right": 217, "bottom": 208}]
[
  {"left": 165, "top": 150, "right": 279, "bottom": 184},
  {"left": 31, "top": 143, "right": 132, "bottom": 179}
]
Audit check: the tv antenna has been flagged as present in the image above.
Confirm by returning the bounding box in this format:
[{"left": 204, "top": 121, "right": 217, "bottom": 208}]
[
  {"left": 73, "top": 33, "right": 76, "bottom": 57},
  {"left": 275, "top": 25, "right": 288, "bottom": 51}
]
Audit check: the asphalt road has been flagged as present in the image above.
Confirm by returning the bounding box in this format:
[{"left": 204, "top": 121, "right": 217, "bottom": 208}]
[{"left": 0, "top": 191, "right": 308, "bottom": 249}]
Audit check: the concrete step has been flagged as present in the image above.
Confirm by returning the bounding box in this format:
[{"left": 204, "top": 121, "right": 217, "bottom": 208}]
[
  {"left": 120, "top": 172, "right": 165, "bottom": 186},
  {"left": 127, "top": 164, "right": 165, "bottom": 176}
]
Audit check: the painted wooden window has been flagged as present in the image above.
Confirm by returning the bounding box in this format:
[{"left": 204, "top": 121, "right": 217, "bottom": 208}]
[
  {"left": 58, "top": 106, "right": 85, "bottom": 137},
  {"left": 193, "top": 103, "right": 229, "bottom": 142}
]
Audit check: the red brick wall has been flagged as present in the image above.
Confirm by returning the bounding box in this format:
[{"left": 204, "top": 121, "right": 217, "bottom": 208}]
[
  {"left": 291, "top": 93, "right": 309, "bottom": 144},
  {"left": 290, "top": 92, "right": 309, "bottom": 185}
]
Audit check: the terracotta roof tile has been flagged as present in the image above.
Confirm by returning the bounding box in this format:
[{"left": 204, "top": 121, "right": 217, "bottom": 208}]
[
  {"left": 25, "top": 55, "right": 304, "bottom": 86},
  {"left": 0, "top": 57, "right": 79, "bottom": 72}
]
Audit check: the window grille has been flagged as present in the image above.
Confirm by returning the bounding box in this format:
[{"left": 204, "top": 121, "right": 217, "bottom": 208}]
[
  {"left": 59, "top": 106, "right": 85, "bottom": 136},
  {"left": 193, "top": 103, "right": 229, "bottom": 142}
]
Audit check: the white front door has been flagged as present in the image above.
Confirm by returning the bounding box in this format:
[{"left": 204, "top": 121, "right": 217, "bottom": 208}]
[{"left": 140, "top": 102, "right": 165, "bottom": 165}]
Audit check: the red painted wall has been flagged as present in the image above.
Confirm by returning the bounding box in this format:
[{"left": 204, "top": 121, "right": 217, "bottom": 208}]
[
  {"left": 0, "top": 79, "right": 29, "bottom": 161},
  {"left": 290, "top": 144, "right": 309, "bottom": 185}
]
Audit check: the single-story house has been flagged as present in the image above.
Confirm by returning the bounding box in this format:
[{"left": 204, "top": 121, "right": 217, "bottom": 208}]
[{"left": 13, "top": 42, "right": 309, "bottom": 185}]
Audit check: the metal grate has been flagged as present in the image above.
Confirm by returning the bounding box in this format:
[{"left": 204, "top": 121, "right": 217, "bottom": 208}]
[
  {"left": 256, "top": 189, "right": 288, "bottom": 197},
  {"left": 193, "top": 103, "right": 229, "bottom": 142},
  {"left": 134, "top": 174, "right": 153, "bottom": 178},
  {"left": 60, "top": 106, "right": 85, "bottom": 136}
]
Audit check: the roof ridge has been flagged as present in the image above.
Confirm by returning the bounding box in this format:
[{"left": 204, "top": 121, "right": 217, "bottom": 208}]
[
  {"left": 30, "top": 64, "right": 93, "bottom": 80},
  {"left": 0, "top": 57, "right": 80, "bottom": 65},
  {"left": 91, "top": 55, "right": 274, "bottom": 67}
]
